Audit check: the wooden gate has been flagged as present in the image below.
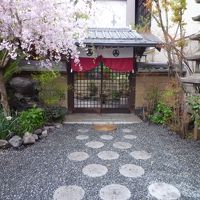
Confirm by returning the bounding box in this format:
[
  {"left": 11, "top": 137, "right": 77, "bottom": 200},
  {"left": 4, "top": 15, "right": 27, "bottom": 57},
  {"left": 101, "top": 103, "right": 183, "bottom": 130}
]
[{"left": 68, "top": 63, "right": 135, "bottom": 113}]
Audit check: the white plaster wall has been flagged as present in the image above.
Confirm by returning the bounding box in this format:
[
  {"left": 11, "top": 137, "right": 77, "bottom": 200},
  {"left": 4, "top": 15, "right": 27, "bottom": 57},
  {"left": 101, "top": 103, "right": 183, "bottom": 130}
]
[
  {"left": 184, "top": 0, "right": 200, "bottom": 36},
  {"left": 89, "top": 1, "right": 127, "bottom": 27},
  {"left": 126, "top": 0, "right": 135, "bottom": 26}
]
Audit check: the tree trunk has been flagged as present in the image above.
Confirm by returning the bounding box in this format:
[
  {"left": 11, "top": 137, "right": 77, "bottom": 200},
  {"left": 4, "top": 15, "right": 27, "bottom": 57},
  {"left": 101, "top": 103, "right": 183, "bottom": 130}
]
[{"left": 0, "top": 70, "right": 10, "bottom": 116}]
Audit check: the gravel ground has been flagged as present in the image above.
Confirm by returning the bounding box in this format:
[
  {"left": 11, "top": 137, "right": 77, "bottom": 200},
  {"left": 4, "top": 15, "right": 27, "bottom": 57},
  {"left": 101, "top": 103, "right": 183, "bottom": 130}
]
[{"left": 0, "top": 123, "right": 200, "bottom": 200}]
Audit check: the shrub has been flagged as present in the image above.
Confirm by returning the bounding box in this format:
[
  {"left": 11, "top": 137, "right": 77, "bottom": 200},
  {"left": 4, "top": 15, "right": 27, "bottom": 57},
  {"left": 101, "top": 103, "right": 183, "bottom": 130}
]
[
  {"left": 44, "top": 106, "right": 67, "bottom": 122},
  {"left": 149, "top": 102, "right": 173, "bottom": 125},
  {"left": 187, "top": 95, "right": 200, "bottom": 127},
  {"left": 144, "top": 85, "right": 161, "bottom": 116},
  {"left": 18, "top": 107, "right": 45, "bottom": 133},
  {"left": 32, "top": 71, "right": 68, "bottom": 106}
]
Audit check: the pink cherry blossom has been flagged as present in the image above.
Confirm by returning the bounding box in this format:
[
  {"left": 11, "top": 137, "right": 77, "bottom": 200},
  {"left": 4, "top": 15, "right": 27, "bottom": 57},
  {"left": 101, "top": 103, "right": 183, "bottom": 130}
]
[{"left": 0, "top": 0, "right": 94, "bottom": 65}]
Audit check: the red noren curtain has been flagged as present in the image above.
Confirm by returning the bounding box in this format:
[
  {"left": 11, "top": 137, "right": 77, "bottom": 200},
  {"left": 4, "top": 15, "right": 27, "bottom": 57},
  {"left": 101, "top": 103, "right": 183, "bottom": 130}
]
[
  {"left": 71, "top": 57, "right": 135, "bottom": 72},
  {"left": 103, "top": 58, "right": 134, "bottom": 72},
  {"left": 71, "top": 57, "right": 101, "bottom": 72}
]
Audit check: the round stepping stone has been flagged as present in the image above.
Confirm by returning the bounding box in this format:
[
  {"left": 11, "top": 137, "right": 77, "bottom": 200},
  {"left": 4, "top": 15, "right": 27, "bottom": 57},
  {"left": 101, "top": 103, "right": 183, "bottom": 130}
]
[
  {"left": 99, "top": 184, "right": 131, "bottom": 200},
  {"left": 123, "top": 135, "right": 137, "bottom": 140},
  {"left": 85, "top": 141, "right": 104, "bottom": 149},
  {"left": 98, "top": 151, "right": 119, "bottom": 160},
  {"left": 148, "top": 182, "right": 181, "bottom": 200},
  {"left": 53, "top": 185, "right": 85, "bottom": 200},
  {"left": 76, "top": 135, "right": 89, "bottom": 140},
  {"left": 68, "top": 152, "right": 89, "bottom": 161},
  {"left": 100, "top": 135, "right": 113, "bottom": 140},
  {"left": 77, "top": 129, "right": 89, "bottom": 133},
  {"left": 122, "top": 128, "right": 132, "bottom": 133},
  {"left": 119, "top": 164, "right": 145, "bottom": 178},
  {"left": 113, "top": 142, "right": 132, "bottom": 150},
  {"left": 130, "top": 151, "right": 151, "bottom": 160},
  {"left": 82, "top": 164, "right": 108, "bottom": 177}
]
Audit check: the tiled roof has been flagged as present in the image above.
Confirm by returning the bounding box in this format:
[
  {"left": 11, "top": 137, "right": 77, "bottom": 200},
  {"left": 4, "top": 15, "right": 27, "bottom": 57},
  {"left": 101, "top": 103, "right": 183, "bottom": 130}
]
[
  {"left": 84, "top": 28, "right": 161, "bottom": 47},
  {"left": 138, "top": 62, "right": 187, "bottom": 74}
]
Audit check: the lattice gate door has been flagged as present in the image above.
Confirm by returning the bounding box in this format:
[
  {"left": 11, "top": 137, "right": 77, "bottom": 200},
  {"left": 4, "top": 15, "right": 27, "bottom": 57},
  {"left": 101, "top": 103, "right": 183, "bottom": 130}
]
[{"left": 73, "top": 64, "right": 132, "bottom": 113}]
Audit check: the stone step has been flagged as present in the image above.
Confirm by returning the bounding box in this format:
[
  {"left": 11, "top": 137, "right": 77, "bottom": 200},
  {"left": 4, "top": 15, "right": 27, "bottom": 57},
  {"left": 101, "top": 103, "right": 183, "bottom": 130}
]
[
  {"left": 190, "top": 32, "right": 200, "bottom": 40},
  {"left": 186, "top": 54, "right": 200, "bottom": 61},
  {"left": 181, "top": 74, "right": 200, "bottom": 85},
  {"left": 192, "top": 15, "right": 200, "bottom": 21},
  {"left": 182, "top": 83, "right": 197, "bottom": 94}
]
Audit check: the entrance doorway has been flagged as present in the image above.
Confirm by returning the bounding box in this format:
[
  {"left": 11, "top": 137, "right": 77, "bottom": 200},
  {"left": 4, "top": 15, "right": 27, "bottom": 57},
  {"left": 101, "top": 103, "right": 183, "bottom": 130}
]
[{"left": 71, "top": 64, "right": 135, "bottom": 113}]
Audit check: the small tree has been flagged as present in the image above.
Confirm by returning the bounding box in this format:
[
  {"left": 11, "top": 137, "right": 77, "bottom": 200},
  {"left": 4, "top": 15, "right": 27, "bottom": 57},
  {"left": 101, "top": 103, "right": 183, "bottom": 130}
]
[
  {"left": 145, "top": 0, "right": 190, "bottom": 75},
  {"left": 0, "top": 0, "right": 93, "bottom": 116}
]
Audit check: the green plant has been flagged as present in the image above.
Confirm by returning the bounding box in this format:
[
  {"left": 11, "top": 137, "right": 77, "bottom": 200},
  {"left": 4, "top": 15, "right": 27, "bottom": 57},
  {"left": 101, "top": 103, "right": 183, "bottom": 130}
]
[
  {"left": 18, "top": 107, "right": 45, "bottom": 133},
  {"left": 144, "top": 85, "right": 161, "bottom": 115},
  {"left": 112, "top": 90, "right": 121, "bottom": 100},
  {"left": 44, "top": 106, "right": 67, "bottom": 122},
  {"left": 149, "top": 102, "right": 173, "bottom": 125},
  {"left": 89, "top": 82, "right": 98, "bottom": 96},
  {"left": 0, "top": 109, "right": 19, "bottom": 139},
  {"left": 32, "top": 71, "right": 68, "bottom": 105},
  {"left": 3, "top": 58, "right": 21, "bottom": 81},
  {"left": 187, "top": 95, "right": 200, "bottom": 127}
]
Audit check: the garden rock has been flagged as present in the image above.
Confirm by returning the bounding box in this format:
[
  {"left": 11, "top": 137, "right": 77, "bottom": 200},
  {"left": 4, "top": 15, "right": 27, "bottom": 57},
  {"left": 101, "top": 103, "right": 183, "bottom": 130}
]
[
  {"left": 0, "top": 140, "right": 9, "bottom": 149},
  {"left": 40, "top": 130, "right": 48, "bottom": 139},
  {"left": 34, "top": 129, "right": 43, "bottom": 135},
  {"left": 9, "top": 136, "right": 23, "bottom": 148},
  {"left": 43, "top": 126, "right": 55, "bottom": 131},
  {"left": 55, "top": 123, "right": 62, "bottom": 129},
  {"left": 9, "top": 77, "right": 36, "bottom": 95},
  {"left": 23, "top": 132, "right": 36, "bottom": 145},
  {"left": 32, "top": 134, "right": 39, "bottom": 141}
]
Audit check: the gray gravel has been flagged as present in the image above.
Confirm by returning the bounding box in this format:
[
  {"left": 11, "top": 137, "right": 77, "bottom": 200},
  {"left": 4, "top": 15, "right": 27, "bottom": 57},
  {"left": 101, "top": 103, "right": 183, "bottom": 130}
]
[{"left": 0, "top": 123, "right": 200, "bottom": 200}]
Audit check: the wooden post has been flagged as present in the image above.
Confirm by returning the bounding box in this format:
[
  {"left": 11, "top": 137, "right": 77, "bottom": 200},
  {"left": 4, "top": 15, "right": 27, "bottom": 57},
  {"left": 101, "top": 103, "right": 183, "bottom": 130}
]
[
  {"left": 194, "top": 124, "right": 200, "bottom": 140},
  {"left": 66, "top": 60, "right": 74, "bottom": 113},
  {"left": 128, "top": 47, "right": 136, "bottom": 113}
]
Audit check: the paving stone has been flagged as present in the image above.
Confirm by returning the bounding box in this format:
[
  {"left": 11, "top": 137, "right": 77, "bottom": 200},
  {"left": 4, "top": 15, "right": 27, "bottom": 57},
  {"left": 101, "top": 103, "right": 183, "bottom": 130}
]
[
  {"left": 148, "top": 182, "right": 181, "bottom": 200},
  {"left": 121, "top": 128, "right": 132, "bottom": 133},
  {"left": 77, "top": 129, "right": 89, "bottom": 133},
  {"left": 76, "top": 135, "right": 89, "bottom": 140},
  {"left": 99, "top": 184, "right": 131, "bottom": 200},
  {"left": 82, "top": 164, "right": 108, "bottom": 177},
  {"left": 98, "top": 151, "right": 119, "bottom": 160},
  {"left": 100, "top": 135, "right": 113, "bottom": 140},
  {"left": 123, "top": 135, "right": 137, "bottom": 140},
  {"left": 130, "top": 151, "right": 151, "bottom": 160},
  {"left": 113, "top": 142, "right": 132, "bottom": 149},
  {"left": 119, "top": 164, "right": 145, "bottom": 178},
  {"left": 53, "top": 185, "right": 85, "bottom": 200},
  {"left": 85, "top": 141, "right": 104, "bottom": 149},
  {"left": 68, "top": 152, "right": 89, "bottom": 161}
]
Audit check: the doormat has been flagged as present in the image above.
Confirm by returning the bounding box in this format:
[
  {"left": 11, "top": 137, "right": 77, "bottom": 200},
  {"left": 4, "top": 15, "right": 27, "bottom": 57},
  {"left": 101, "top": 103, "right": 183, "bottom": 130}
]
[{"left": 93, "top": 124, "right": 117, "bottom": 132}]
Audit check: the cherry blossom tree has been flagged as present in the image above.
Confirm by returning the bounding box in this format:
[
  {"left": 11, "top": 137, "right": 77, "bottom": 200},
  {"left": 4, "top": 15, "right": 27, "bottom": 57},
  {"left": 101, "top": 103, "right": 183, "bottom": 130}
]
[{"left": 0, "top": 0, "right": 94, "bottom": 116}]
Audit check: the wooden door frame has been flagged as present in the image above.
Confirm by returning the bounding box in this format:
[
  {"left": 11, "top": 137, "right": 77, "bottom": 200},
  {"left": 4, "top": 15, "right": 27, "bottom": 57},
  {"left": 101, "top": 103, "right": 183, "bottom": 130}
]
[{"left": 67, "top": 49, "right": 136, "bottom": 113}]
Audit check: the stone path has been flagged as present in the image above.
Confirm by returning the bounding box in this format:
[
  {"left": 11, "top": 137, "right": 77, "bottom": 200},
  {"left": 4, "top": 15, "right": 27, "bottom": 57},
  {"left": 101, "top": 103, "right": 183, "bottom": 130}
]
[{"left": 0, "top": 123, "right": 200, "bottom": 199}]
